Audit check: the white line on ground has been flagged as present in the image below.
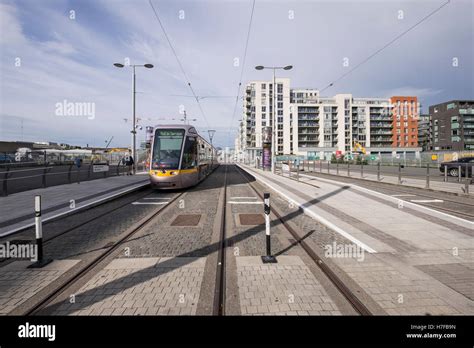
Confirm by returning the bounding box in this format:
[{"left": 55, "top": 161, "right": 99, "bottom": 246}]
[
  {"left": 296, "top": 172, "right": 473, "bottom": 226},
  {"left": 238, "top": 165, "right": 377, "bottom": 254},
  {"left": 391, "top": 194, "right": 417, "bottom": 197},
  {"left": 410, "top": 199, "right": 444, "bottom": 203},
  {"left": 0, "top": 181, "right": 150, "bottom": 238},
  {"left": 230, "top": 196, "right": 258, "bottom": 199},
  {"left": 132, "top": 202, "right": 168, "bottom": 205},
  {"left": 143, "top": 197, "right": 171, "bottom": 200},
  {"left": 227, "top": 201, "right": 263, "bottom": 204}
]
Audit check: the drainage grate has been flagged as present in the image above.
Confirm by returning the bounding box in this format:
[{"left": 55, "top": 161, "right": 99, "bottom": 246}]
[
  {"left": 171, "top": 214, "right": 201, "bottom": 227},
  {"left": 239, "top": 214, "right": 264, "bottom": 226}
]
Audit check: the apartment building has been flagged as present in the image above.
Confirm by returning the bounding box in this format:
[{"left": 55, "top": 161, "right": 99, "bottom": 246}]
[
  {"left": 236, "top": 78, "right": 421, "bottom": 161},
  {"left": 391, "top": 96, "right": 419, "bottom": 148},
  {"left": 429, "top": 100, "right": 474, "bottom": 151},
  {"left": 418, "top": 114, "right": 431, "bottom": 151}
]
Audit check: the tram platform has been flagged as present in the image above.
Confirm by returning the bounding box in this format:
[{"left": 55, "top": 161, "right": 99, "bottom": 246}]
[
  {"left": 0, "top": 172, "right": 149, "bottom": 237},
  {"left": 238, "top": 164, "right": 474, "bottom": 315}
]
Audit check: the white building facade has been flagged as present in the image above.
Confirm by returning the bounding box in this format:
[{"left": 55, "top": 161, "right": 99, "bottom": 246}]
[{"left": 235, "top": 78, "right": 421, "bottom": 162}]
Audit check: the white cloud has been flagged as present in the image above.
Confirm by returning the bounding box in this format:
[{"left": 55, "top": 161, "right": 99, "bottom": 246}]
[{"left": 0, "top": 2, "right": 26, "bottom": 45}]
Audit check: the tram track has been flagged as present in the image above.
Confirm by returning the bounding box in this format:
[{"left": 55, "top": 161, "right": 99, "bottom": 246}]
[
  {"left": 0, "top": 188, "right": 155, "bottom": 265},
  {"left": 22, "top": 165, "right": 225, "bottom": 316},
  {"left": 24, "top": 190, "right": 185, "bottom": 316},
  {"left": 235, "top": 165, "right": 372, "bottom": 316}
]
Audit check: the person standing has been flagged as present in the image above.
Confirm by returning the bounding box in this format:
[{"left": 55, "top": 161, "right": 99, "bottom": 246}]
[{"left": 125, "top": 150, "right": 134, "bottom": 176}]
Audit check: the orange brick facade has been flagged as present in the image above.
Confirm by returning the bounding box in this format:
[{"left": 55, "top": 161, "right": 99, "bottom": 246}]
[{"left": 390, "top": 96, "right": 418, "bottom": 148}]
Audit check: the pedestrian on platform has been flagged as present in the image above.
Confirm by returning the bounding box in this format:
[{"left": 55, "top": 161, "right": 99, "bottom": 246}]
[{"left": 124, "top": 150, "right": 134, "bottom": 176}]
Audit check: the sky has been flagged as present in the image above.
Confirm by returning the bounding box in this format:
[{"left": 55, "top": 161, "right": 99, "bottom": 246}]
[{"left": 0, "top": 0, "right": 473, "bottom": 149}]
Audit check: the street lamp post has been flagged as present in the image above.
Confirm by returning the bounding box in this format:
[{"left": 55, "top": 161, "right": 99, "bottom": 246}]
[
  {"left": 114, "top": 62, "right": 154, "bottom": 174},
  {"left": 255, "top": 65, "right": 293, "bottom": 174}
]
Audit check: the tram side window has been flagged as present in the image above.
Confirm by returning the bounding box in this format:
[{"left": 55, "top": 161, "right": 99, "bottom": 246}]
[{"left": 182, "top": 136, "right": 197, "bottom": 169}]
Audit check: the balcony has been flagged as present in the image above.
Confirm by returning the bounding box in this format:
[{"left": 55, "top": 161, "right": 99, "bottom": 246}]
[
  {"left": 370, "top": 136, "right": 392, "bottom": 142},
  {"left": 299, "top": 122, "right": 318, "bottom": 127},
  {"left": 298, "top": 130, "right": 318, "bottom": 135},
  {"left": 298, "top": 116, "right": 318, "bottom": 121},
  {"left": 370, "top": 123, "right": 392, "bottom": 128},
  {"left": 371, "top": 130, "right": 392, "bottom": 135},
  {"left": 370, "top": 116, "right": 392, "bottom": 121}
]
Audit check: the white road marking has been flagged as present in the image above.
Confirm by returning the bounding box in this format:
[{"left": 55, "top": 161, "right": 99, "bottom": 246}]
[
  {"left": 143, "top": 197, "right": 171, "bottom": 200},
  {"left": 391, "top": 194, "right": 417, "bottom": 197},
  {"left": 238, "top": 165, "right": 377, "bottom": 254},
  {"left": 410, "top": 199, "right": 444, "bottom": 203},
  {"left": 230, "top": 196, "right": 258, "bottom": 199},
  {"left": 296, "top": 172, "right": 473, "bottom": 226},
  {"left": 227, "top": 201, "right": 263, "bottom": 205},
  {"left": 132, "top": 202, "right": 168, "bottom": 205}
]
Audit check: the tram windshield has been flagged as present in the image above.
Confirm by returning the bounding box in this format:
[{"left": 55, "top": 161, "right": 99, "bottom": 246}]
[{"left": 151, "top": 129, "right": 184, "bottom": 170}]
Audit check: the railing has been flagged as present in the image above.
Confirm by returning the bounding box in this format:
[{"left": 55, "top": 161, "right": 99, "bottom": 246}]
[
  {"left": 273, "top": 159, "right": 472, "bottom": 193},
  {"left": 0, "top": 162, "right": 147, "bottom": 196}
]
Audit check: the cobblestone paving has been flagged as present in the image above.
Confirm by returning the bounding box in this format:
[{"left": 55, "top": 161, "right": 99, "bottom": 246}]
[
  {"left": 335, "top": 255, "right": 464, "bottom": 315},
  {"left": 226, "top": 167, "right": 343, "bottom": 315},
  {"left": 0, "top": 260, "right": 79, "bottom": 314},
  {"left": 236, "top": 256, "right": 341, "bottom": 315},
  {"left": 52, "top": 257, "right": 205, "bottom": 316},
  {"left": 41, "top": 192, "right": 177, "bottom": 260},
  {"left": 119, "top": 179, "right": 221, "bottom": 258},
  {"left": 241, "top": 165, "right": 474, "bottom": 315},
  {"left": 416, "top": 263, "right": 474, "bottom": 301}
]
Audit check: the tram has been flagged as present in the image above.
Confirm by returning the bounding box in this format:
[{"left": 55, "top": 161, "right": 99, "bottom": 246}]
[{"left": 148, "top": 124, "right": 218, "bottom": 189}]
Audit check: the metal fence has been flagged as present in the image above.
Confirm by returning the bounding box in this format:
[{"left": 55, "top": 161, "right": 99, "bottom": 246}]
[
  {"left": 0, "top": 162, "right": 148, "bottom": 196},
  {"left": 272, "top": 160, "right": 473, "bottom": 194},
  {"left": 0, "top": 149, "right": 149, "bottom": 167}
]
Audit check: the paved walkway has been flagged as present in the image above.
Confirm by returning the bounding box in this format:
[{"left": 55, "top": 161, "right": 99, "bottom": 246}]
[
  {"left": 0, "top": 173, "right": 149, "bottom": 237},
  {"left": 288, "top": 164, "right": 473, "bottom": 196},
  {"left": 240, "top": 164, "right": 474, "bottom": 315},
  {"left": 237, "top": 256, "right": 341, "bottom": 315},
  {"left": 0, "top": 260, "right": 80, "bottom": 315},
  {"left": 52, "top": 257, "right": 205, "bottom": 316}
]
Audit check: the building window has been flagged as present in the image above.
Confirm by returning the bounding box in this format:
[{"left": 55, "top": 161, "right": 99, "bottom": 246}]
[{"left": 261, "top": 83, "right": 266, "bottom": 90}]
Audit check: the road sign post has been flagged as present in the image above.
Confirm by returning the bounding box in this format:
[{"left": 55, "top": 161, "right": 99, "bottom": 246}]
[{"left": 261, "top": 193, "right": 277, "bottom": 264}]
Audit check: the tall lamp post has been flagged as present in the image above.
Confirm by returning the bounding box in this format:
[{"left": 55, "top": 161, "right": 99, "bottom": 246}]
[
  {"left": 114, "top": 62, "right": 154, "bottom": 174},
  {"left": 255, "top": 65, "right": 293, "bottom": 173},
  {"left": 208, "top": 129, "right": 216, "bottom": 165}
]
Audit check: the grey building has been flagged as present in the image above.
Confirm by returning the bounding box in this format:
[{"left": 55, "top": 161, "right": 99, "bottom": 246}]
[
  {"left": 429, "top": 100, "right": 474, "bottom": 151},
  {"left": 418, "top": 114, "right": 430, "bottom": 151}
]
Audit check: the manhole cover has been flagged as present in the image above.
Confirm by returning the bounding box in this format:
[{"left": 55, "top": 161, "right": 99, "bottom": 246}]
[
  {"left": 239, "top": 214, "right": 264, "bottom": 225},
  {"left": 171, "top": 214, "right": 201, "bottom": 226}
]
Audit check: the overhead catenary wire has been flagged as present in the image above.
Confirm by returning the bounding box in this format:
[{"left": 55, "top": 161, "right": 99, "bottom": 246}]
[
  {"left": 320, "top": 0, "right": 451, "bottom": 92},
  {"left": 148, "top": 0, "right": 211, "bottom": 129},
  {"left": 227, "top": 0, "right": 256, "bottom": 138}
]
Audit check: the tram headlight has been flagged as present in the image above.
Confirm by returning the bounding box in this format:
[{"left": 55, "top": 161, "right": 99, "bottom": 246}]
[{"left": 170, "top": 171, "right": 178, "bottom": 175}]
